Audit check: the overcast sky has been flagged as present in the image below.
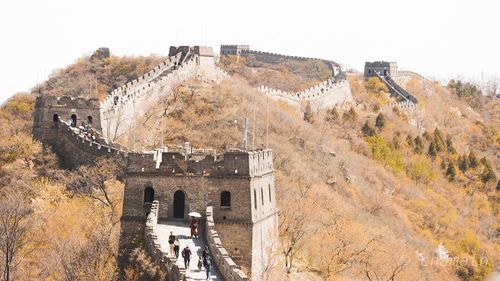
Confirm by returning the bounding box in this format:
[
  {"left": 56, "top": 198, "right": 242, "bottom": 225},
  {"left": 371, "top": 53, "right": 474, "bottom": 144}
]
[{"left": 0, "top": 0, "right": 498, "bottom": 103}]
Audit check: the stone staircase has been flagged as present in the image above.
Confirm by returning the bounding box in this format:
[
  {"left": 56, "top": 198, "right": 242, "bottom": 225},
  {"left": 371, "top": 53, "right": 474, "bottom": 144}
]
[{"left": 374, "top": 71, "right": 419, "bottom": 104}]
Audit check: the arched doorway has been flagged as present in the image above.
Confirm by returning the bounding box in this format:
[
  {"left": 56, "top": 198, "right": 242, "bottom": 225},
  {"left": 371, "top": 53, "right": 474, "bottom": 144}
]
[
  {"left": 144, "top": 187, "right": 154, "bottom": 203},
  {"left": 52, "top": 114, "right": 59, "bottom": 127},
  {"left": 70, "top": 114, "right": 77, "bottom": 127},
  {"left": 173, "top": 190, "right": 185, "bottom": 219}
]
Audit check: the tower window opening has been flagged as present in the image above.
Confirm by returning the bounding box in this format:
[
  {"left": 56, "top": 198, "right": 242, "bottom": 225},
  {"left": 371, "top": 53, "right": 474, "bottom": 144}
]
[{"left": 221, "top": 191, "right": 231, "bottom": 208}]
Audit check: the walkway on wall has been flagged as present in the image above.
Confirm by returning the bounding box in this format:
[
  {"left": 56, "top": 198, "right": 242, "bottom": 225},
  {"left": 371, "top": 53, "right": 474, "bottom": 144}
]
[
  {"left": 374, "top": 71, "right": 419, "bottom": 104},
  {"left": 156, "top": 221, "right": 223, "bottom": 281}
]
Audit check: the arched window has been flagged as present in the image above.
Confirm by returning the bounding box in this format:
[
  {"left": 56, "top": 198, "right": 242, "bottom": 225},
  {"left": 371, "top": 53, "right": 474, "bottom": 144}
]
[
  {"left": 268, "top": 184, "right": 272, "bottom": 202},
  {"left": 70, "top": 114, "right": 77, "bottom": 127},
  {"left": 87, "top": 116, "right": 93, "bottom": 124},
  {"left": 220, "top": 191, "right": 231, "bottom": 208},
  {"left": 254, "top": 189, "right": 257, "bottom": 210},
  {"left": 52, "top": 114, "right": 59, "bottom": 127},
  {"left": 144, "top": 186, "right": 154, "bottom": 203}
]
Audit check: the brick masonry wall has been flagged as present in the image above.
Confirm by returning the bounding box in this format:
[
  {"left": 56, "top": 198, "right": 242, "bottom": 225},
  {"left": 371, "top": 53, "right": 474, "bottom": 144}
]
[
  {"left": 122, "top": 175, "right": 252, "bottom": 222},
  {"left": 205, "top": 206, "right": 249, "bottom": 281}
]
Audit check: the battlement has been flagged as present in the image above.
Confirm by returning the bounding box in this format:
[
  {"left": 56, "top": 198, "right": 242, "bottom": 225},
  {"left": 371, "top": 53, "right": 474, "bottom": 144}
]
[
  {"left": 241, "top": 49, "right": 320, "bottom": 62},
  {"left": 126, "top": 145, "right": 273, "bottom": 177},
  {"left": 35, "top": 95, "right": 100, "bottom": 108}
]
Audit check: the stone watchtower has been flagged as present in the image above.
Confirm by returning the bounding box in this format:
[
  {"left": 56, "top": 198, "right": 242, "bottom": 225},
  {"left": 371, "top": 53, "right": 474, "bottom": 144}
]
[
  {"left": 220, "top": 45, "right": 250, "bottom": 56},
  {"left": 32, "top": 95, "right": 102, "bottom": 144},
  {"left": 120, "top": 145, "right": 278, "bottom": 279},
  {"left": 364, "top": 61, "right": 398, "bottom": 78}
]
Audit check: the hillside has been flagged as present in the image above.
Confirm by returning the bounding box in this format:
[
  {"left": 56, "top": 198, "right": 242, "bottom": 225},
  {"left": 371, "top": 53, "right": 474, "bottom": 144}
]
[
  {"left": 127, "top": 71, "right": 499, "bottom": 280},
  {"left": 0, "top": 51, "right": 499, "bottom": 281},
  {"left": 219, "top": 53, "right": 333, "bottom": 92}
]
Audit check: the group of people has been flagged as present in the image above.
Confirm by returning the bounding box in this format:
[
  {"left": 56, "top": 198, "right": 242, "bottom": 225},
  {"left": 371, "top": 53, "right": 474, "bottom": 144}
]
[
  {"left": 168, "top": 230, "right": 213, "bottom": 280},
  {"left": 78, "top": 122, "right": 96, "bottom": 142}
]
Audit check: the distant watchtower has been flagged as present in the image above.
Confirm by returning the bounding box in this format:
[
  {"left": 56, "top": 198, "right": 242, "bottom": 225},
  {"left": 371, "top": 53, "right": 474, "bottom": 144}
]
[
  {"left": 220, "top": 45, "right": 250, "bottom": 56},
  {"left": 364, "top": 61, "right": 398, "bottom": 78},
  {"left": 32, "top": 95, "right": 102, "bottom": 144}
]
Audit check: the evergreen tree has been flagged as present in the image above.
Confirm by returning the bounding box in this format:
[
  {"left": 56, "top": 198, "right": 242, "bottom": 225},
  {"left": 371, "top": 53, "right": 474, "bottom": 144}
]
[
  {"left": 406, "top": 135, "right": 415, "bottom": 148},
  {"left": 428, "top": 141, "right": 437, "bottom": 159},
  {"left": 392, "top": 135, "right": 401, "bottom": 149},
  {"left": 303, "top": 102, "right": 313, "bottom": 123},
  {"left": 414, "top": 136, "right": 424, "bottom": 154},
  {"left": 446, "top": 162, "right": 457, "bottom": 181},
  {"left": 325, "top": 107, "right": 339, "bottom": 123},
  {"left": 433, "top": 128, "right": 445, "bottom": 152},
  {"left": 496, "top": 180, "right": 500, "bottom": 191},
  {"left": 458, "top": 154, "right": 469, "bottom": 172},
  {"left": 445, "top": 134, "right": 456, "bottom": 154},
  {"left": 468, "top": 151, "right": 479, "bottom": 168},
  {"left": 480, "top": 158, "right": 497, "bottom": 183},
  {"left": 362, "top": 121, "right": 376, "bottom": 137},
  {"left": 375, "top": 113, "right": 386, "bottom": 129},
  {"left": 440, "top": 160, "right": 446, "bottom": 170},
  {"left": 342, "top": 106, "right": 358, "bottom": 123}
]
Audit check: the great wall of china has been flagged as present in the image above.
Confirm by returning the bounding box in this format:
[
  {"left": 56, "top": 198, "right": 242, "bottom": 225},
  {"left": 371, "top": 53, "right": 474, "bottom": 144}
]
[{"left": 32, "top": 45, "right": 426, "bottom": 281}]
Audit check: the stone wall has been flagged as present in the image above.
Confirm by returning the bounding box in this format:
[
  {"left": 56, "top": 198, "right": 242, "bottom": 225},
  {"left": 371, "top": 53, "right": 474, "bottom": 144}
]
[
  {"left": 258, "top": 79, "right": 353, "bottom": 110},
  {"left": 101, "top": 48, "right": 228, "bottom": 145},
  {"left": 54, "top": 120, "right": 127, "bottom": 166},
  {"left": 205, "top": 206, "right": 249, "bottom": 281},
  {"left": 240, "top": 49, "right": 342, "bottom": 75},
  {"left": 144, "top": 201, "right": 186, "bottom": 281},
  {"left": 397, "top": 70, "right": 427, "bottom": 80},
  {"left": 382, "top": 100, "right": 417, "bottom": 112}
]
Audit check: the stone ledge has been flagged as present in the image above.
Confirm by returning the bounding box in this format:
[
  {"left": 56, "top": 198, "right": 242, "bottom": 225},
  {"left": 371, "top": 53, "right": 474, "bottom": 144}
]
[{"left": 205, "top": 206, "right": 248, "bottom": 281}]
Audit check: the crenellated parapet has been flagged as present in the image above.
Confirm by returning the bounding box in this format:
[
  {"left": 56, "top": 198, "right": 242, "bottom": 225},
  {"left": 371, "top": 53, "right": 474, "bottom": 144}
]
[
  {"left": 258, "top": 78, "right": 353, "bottom": 110},
  {"left": 53, "top": 119, "right": 127, "bottom": 166},
  {"left": 126, "top": 146, "right": 273, "bottom": 178},
  {"left": 382, "top": 100, "right": 417, "bottom": 112},
  {"left": 397, "top": 70, "right": 427, "bottom": 81},
  {"left": 205, "top": 206, "right": 248, "bottom": 281},
  {"left": 258, "top": 78, "right": 349, "bottom": 101},
  {"left": 144, "top": 201, "right": 186, "bottom": 281}
]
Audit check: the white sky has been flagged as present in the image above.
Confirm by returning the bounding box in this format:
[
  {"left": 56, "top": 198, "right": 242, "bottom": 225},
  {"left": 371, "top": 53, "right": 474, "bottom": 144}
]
[{"left": 0, "top": 0, "right": 498, "bottom": 103}]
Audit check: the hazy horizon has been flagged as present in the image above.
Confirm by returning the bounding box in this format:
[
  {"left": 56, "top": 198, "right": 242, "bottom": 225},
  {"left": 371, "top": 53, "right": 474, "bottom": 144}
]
[{"left": 1, "top": 0, "right": 498, "bottom": 103}]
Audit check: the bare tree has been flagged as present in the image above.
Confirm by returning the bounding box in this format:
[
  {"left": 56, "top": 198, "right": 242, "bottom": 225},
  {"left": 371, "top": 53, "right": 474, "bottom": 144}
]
[
  {"left": 0, "top": 189, "right": 33, "bottom": 281},
  {"left": 68, "top": 157, "right": 125, "bottom": 220}
]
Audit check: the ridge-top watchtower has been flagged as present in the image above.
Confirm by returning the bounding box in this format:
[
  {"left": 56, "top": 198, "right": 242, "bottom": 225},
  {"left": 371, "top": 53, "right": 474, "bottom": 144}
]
[{"left": 33, "top": 95, "right": 102, "bottom": 144}]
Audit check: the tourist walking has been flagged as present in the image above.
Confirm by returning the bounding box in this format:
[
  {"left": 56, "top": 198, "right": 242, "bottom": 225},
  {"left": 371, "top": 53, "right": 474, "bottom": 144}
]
[
  {"left": 168, "top": 231, "right": 176, "bottom": 256},
  {"left": 173, "top": 237, "right": 180, "bottom": 258},
  {"left": 182, "top": 245, "right": 192, "bottom": 269},
  {"left": 189, "top": 216, "right": 197, "bottom": 237},
  {"left": 197, "top": 256, "right": 203, "bottom": 271},
  {"left": 193, "top": 222, "right": 199, "bottom": 238},
  {"left": 202, "top": 245, "right": 210, "bottom": 267},
  {"left": 205, "top": 256, "right": 212, "bottom": 280}
]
